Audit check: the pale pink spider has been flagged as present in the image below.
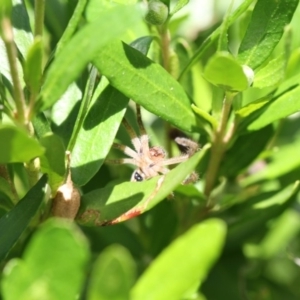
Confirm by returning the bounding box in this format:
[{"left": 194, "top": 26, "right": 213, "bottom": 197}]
[{"left": 107, "top": 104, "right": 199, "bottom": 182}]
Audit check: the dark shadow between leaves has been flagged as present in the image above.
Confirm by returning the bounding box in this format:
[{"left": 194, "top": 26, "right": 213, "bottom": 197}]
[
  {"left": 219, "top": 189, "right": 298, "bottom": 252},
  {"left": 11, "top": 4, "right": 32, "bottom": 32}
]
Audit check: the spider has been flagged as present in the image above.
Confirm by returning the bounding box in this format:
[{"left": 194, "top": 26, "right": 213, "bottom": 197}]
[{"left": 107, "top": 104, "right": 199, "bottom": 183}]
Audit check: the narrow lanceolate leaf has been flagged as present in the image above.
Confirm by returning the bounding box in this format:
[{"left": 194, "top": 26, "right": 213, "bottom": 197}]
[
  {"left": 0, "top": 175, "right": 47, "bottom": 262},
  {"left": 238, "top": 0, "right": 299, "bottom": 69},
  {"left": 131, "top": 219, "right": 226, "bottom": 300},
  {"left": 56, "top": 0, "right": 88, "bottom": 55},
  {"left": 1, "top": 219, "right": 90, "bottom": 300},
  {"left": 225, "top": 182, "right": 300, "bottom": 251},
  {"left": 237, "top": 80, "right": 300, "bottom": 131},
  {"left": 87, "top": 245, "right": 136, "bottom": 300},
  {"left": 37, "top": 5, "right": 141, "bottom": 111},
  {"left": 24, "top": 38, "right": 43, "bottom": 96},
  {"left": 220, "top": 125, "right": 273, "bottom": 178},
  {"left": 203, "top": 52, "right": 249, "bottom": 92},
  {"left": 71, "top": 85, "right": 129, "bottom": 187},
  {"left": 0, "top": 124, "right": 44, "bottom": 163},
  {"left": 253, "top": 54, "right": 286, "bottom": 89},
  {"left": 93, "top": 41, "right": 198, "bottom": 133},
  {"left": 76, "top": 146, "right": 209, "bottom": 226},
  {"left": 241, "top": 138, "right": 300, "bottom": 186}
]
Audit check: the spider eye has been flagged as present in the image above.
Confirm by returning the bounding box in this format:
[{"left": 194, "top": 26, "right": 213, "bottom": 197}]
[{"left": 134, "top": 171, "right": 144, "bottom": 182}]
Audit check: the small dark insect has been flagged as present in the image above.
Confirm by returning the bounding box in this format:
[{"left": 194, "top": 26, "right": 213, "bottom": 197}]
[{"left": 107, "top": 104, "right": 199, "bottom": 182}]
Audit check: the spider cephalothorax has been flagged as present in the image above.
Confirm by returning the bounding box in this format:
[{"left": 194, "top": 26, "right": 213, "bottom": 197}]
[{"left": 107, "top": 104, "right": 199, "bottom": 182}]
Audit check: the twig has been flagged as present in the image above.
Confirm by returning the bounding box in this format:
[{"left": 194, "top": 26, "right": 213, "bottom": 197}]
[
  {"left": 204, "top": 91, "right": 236, "bottom": 200},
  {"left": 1, "top": 17, "right": 27, "bottom": 124}
]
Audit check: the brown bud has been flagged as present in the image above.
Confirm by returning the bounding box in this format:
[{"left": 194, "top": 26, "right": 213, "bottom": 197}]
[
  {"left": 52, "top": 179, "right": 80, "bottom": 219},
  {"left": 51, "top": 151, "right": 80, "bottom": 220}
]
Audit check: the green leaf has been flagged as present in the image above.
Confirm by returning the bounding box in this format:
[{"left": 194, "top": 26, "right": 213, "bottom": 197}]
[
  {"left": 238, "top": 0, "right": 299, "bottom": 69},
  {"left": 76, "top": 146, "right": 209, "bottom": 226},
  {"left": 32, "top": 113, "right": 52, "bottom": 139},
  {"left": 241, "top": 138, "right": 300, "bottom": 186},
  {"left": 40, "top": 133, "right": 66, "bottom": 192},
  {"left": 56, "top": 0, "right": 88, "bottom": 55},
  {"left": 51, "top": 82, "right": 83, "bottom": 146},
  {"left": 203, "top": 52, "right": 249, "bottom": 91},
  {"left": 131, "top": 219, "right": 226, "bottom": 300},
  {"left": 224, "top": 182, "right": 300, "bottom": 251},
  {"left": 87, "top": 245, "right": 136, "bottom": 300},
  {"left": 1, "top": 219, "right": 90, "bottom": 300},
  {"left": 93, "top": 41, "right": 198, "bottom": 132},
  {"left": 191, "top": 104, "right": 217, "bottom": 130},
  {"left": 0, "top": 175, "right": 47, "bottom": 262},
  {"left": 24, "top": 37, "right": 43, "bottom": 96},
  {"left": 85, "top": 0, "right": 139, "bottom": 23},
  {"left": 71, "top": 85, "right": 129, "bottom": 187},
  {"left": 37, "top": 4, "right": 141, "bottom": 111},
  {"left": 178, "top": 0, "right": 254, "bottom": 80},
  {"left": 11, "top": 0, "right": 33, "bottom": 57},
  {"left": 0, "top": 124, "right": 44, "bottom": 163},
  {"left": 220, "top": 125, "right": 274, "bottom": 178},
  {"left": 237, "top": 80, "right": 300, "bottom": 131},
  {"left": 253, "top": 54, "right": 286, "bottom": 89},
  {"left": 170, "top": 0, "right": 189, "bottom": 15},
  {"left": 0, "top": 0, "right": 12, "bottom": 16},
  {"left": 245, "top": 209, "right": 300, "bottom": 259}
]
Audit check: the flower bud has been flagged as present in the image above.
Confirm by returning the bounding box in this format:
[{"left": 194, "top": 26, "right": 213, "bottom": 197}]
[
  {"left": 52, "top": 179, "right": 80, "bottom": 220},
  {"left": 145, "top": 0, "right": 168, "bottom": 25}
]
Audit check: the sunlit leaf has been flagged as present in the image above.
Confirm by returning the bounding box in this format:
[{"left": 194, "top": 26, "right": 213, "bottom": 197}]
[
  {"left": 238, "top": 0, "right": 298, "bottom": 69},
  {"left": 1, "top": 219, "right": 89, "bottom": 300},
  {"left": 87, "top": 245, "right": 136, "bottom": 300},
  {"left": 0, "top": 124, "right": 44, "bottom": 163},
  {"left": 71, "top": 85, "right": 129, "bottom": 187},
  {"left": 131, "top": 219, "right": 226, "bottom": 300},
  {"left": 93, "top": 41, "right": 198, "bottom": 132},
  {"left": 37, "top": 5, "right": 141, "bottom": 111},
  {"left": 253, "top": 54, "right": 285, "bottom": 88},
  {"left": 203, "top": 52, "right": 249, "bottom": 91}
]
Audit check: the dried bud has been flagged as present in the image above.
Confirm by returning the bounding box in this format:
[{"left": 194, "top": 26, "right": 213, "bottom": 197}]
[
  {"left": 52, "top": 179, "right": 80, "bottom": 219},
  {"left": 52, "top": 151, "right": 80, "bottom": 220},
  {"left": 145, "top": 0, "right": 169, "bottom": 25}
]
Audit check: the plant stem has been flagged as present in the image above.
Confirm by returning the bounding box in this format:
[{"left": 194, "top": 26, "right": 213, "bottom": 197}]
[
  {"left": 34, "top": 0, "right": 45, "bottom": 37},
  {"left": 1, "top": 17, "right": 27, "bottom": 124},
  {"left": 204, "top": 91, "right": 235, "bottom": 200},
  {"left": 160, "top": 26, "right": 170, "bottom": 73}
]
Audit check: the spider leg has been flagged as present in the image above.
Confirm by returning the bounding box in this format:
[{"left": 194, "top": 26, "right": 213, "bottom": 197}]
[
  {"left": 122, "top": 118, "right": 141, "bottom": 151},
  {"left": 112, "top": 143, "right": 138, "bottom": 159},
  {"left": 136, "top": 104, "right": 149, "bottom": 154},
  {"left": 106, "top": 158, "right": 136, "bottom": 165},
  {"left": 161, "top": 155, "right": 189, "bottom": 166}
]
